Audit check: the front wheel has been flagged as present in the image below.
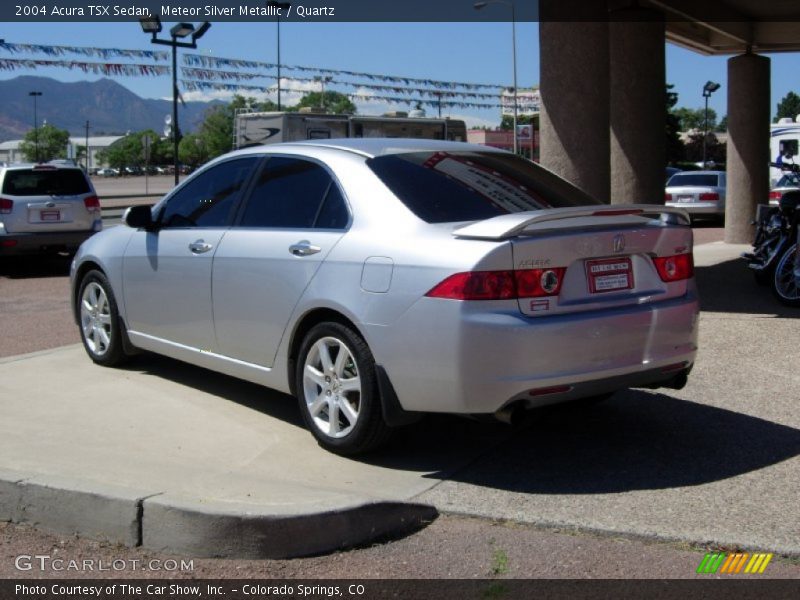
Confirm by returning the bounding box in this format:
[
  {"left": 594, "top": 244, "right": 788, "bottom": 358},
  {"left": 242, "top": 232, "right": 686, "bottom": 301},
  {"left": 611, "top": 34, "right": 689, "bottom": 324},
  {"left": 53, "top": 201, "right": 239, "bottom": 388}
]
[
  {"left": 296, "top": 322, "right": 392, "bottom": 455},
  {"left": 77, "top": 270, "right": 129, "bottom": 366},
  {"left": 772, "top": 243, "right": 800, "bottom": 306}
]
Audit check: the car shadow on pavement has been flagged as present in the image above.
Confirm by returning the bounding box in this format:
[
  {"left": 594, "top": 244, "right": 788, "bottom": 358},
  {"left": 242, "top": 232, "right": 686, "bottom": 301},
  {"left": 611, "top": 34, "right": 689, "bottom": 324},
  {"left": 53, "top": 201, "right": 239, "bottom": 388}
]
[
  {"left": 406, "top": 389, "right": 800, "bottom": 494},
  {"left": 118, "top": 353, "right": 307, "bottom": 429},
  {"left": 695, "top": 258, "right": 798, "bottom": 317},
  {"left": 0, "top": 255, "right": 72, "bottom": 279}
]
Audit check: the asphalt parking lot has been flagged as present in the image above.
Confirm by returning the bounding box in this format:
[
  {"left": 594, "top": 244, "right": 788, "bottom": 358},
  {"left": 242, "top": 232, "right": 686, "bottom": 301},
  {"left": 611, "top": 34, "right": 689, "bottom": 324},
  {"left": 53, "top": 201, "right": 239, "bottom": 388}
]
[{"left": 1, "top": 227, "right": 799, "bottom": 579}]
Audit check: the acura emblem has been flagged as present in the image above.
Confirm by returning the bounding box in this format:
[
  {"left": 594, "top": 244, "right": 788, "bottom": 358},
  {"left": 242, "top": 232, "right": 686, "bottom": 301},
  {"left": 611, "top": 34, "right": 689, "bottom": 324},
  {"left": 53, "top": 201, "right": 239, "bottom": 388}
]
[{"left": 613, "top": 234, "right": 626, "bottom": 253}]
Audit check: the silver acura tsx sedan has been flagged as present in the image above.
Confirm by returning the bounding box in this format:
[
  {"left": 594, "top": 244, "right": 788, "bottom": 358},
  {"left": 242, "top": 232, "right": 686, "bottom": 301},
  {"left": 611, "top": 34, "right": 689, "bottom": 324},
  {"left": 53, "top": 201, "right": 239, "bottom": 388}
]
[{"left": 71, "top": 139, "right": 698, "bottom": 454}]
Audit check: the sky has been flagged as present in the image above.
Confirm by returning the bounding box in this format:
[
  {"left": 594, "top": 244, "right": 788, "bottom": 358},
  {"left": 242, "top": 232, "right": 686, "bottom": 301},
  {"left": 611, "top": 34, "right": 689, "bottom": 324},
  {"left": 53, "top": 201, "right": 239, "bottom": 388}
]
[{"left": 1, "top": 20, "right": 798, "bottom": 128}]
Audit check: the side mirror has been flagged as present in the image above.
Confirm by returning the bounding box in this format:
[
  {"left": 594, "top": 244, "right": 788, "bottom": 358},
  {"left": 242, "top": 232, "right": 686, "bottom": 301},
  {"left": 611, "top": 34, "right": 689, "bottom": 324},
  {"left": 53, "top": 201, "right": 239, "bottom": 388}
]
[{"left": 123, "top": 205, "right": 155, "bottom": 230}]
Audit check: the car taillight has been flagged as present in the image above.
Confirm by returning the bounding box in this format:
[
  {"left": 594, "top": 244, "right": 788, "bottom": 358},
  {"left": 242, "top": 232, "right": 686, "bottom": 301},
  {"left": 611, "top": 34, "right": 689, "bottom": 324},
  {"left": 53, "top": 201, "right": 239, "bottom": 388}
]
[
  {"left": 0, "top": 198, "right": 12, "bottom": 214},
  {"left": 698, "top": 192, "right": 719, "bottom": 201},
  {"left": 83, "top": 195, "right": 101, "bottom": 213},
  {"left": 769, "top": 191, "right": 782, "bottom": 202},
  {"left": 664, "top": 193, "right": 672, "bottom": 201},
  {"left": 426, "top": 268, "right": 566, "bottom": 300},
  {"left": 653, "top": 253, "right": 694, "bottom": 282}
]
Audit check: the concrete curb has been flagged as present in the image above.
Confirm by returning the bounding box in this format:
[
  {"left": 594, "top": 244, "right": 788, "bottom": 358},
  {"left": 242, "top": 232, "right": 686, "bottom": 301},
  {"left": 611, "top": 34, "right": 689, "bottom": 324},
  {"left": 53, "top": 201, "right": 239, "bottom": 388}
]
[
  {"left": 142, "top": 495, "right": 438, "bottom": 559},
  {"left": 0, "top": 470, "right": 438, "bottom": 558}
]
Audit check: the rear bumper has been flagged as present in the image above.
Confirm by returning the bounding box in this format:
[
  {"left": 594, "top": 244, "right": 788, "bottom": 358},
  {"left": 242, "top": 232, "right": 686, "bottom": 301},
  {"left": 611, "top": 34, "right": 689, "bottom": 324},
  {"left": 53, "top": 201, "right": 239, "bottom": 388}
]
[
  {"left": 0, "top": 229, "right": 98, "bottom": 255},
  {"left": 665, "top": 202, "right": 724, "bottom": 216},
  {"left": 370, "top": 288, "right": 699, "bottom": 414}
]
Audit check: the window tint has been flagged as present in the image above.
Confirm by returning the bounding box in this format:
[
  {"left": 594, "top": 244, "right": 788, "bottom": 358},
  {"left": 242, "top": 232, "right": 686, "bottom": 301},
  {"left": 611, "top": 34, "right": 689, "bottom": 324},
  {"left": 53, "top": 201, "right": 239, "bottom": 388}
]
[
  {"left": 159, "top": 158, "right": 258, "bottom": 228},
  {"left": 315, "top": 184, "right": 349, "bottom": 229},
  {"left": 239, "top": 157, "right": 335, "bottom": 228},
  {"left": 366, "top": 151, "right": 599, "bottom": 224},
  {"left": 668, "top": 173, "right": 723, "bottom": 187},
  {"left": 2, "top": 168, "right": 90, "bottom": 196},
  {"left": 777, "top": 174, "right": 800, "bottom": 187}
]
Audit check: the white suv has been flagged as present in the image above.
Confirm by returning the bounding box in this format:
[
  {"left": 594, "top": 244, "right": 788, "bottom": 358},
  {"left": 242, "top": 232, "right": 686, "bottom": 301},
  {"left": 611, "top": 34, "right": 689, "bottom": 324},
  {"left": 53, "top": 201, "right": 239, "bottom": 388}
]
[{"left": 0, "top": 163, "right": 102, "bottom": 255}]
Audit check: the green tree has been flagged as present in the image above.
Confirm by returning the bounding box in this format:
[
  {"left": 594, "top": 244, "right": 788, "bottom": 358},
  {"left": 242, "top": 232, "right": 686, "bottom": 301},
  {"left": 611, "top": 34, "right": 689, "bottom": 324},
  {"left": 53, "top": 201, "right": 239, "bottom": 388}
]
[
  {"left": 683, "top": 131, "right": 726, "bottom": 165},
  {"left": 665, "top": 84, "right": 683, "bottom": 165},
  {"left": 196, "top": 94, "right": 278, "bottom": 160},
  {"left": 20, "top": 123, "right": 70, "bottom": 162},
  {"left": 97, "top": 130, "right": 162, "bottom": 170},
  {"left": 775, "top": 91, "right": 800, "bottom": 122},
  {"left": 178, "top": 133, "right": 210, "bottom": 171},
  {"left": 288, "top": 91, "right": 356, "bottom": 115},
  {"left": 672, "top": 107, "right": 717, "bottom": 132},
  {"left": 499, "top": 114, "right": 536, "bottom": 131},
  {"left": 715, "top": 115, "right": 728, "bottom": 133}
]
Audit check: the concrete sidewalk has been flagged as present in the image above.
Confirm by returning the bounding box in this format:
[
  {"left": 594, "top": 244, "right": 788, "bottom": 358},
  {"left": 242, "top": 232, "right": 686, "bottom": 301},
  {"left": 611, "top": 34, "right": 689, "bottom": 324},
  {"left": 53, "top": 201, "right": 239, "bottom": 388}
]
[{"left": 1, "top": 242, "right": 798, "bottom": 558}]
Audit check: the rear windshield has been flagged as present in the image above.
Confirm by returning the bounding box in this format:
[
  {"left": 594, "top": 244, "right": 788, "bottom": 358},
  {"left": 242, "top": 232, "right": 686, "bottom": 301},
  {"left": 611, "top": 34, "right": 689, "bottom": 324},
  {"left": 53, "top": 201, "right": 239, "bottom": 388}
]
[
  {"left": 2, "top": 168, "right": 90, "bottom": 196},
  {"left": 366, "top": 151, "right": 599, "bottom": 224},
  {"left": 667, "top": 173, "right": 721, "bottom": 187}
]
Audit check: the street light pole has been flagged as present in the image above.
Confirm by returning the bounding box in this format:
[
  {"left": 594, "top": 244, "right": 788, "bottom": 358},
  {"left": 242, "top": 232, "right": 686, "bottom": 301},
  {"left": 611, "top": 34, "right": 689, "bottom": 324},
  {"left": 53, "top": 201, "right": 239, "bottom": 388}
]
[
  {"left": 702, "top": 80, "right": 720, "bottom": 168},
  {"left": 267, "top": 1, "right": 291, "bottom": 110},
  {"left": 140, "top": 17, "right": 211, "bottom": 186},
  {"left": 29, "top": 91, "right": 42, "bottom": 162},
  {"left": 475, "top": 0, "right": 518, "bottom": 154}
]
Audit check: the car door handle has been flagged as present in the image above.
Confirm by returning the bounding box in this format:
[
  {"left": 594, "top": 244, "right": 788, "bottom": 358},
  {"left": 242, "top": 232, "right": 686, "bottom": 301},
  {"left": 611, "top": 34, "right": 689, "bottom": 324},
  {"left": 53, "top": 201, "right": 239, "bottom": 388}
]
[
  {"left": 189, "top": 240, "right": 213, "bottom": 254},
  {"left": 289, "top": 240, "right": 321, "bottom": 256}
]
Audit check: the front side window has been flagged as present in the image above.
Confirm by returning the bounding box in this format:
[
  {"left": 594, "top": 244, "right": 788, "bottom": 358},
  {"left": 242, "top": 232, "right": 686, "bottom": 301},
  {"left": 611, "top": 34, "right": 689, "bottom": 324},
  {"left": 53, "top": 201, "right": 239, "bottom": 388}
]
[
  {"left": 239, "top": 157, "right": 347, "bottom": 229},
  {"left": 158, "top": 157, "right": 258, "bottom": 228}
]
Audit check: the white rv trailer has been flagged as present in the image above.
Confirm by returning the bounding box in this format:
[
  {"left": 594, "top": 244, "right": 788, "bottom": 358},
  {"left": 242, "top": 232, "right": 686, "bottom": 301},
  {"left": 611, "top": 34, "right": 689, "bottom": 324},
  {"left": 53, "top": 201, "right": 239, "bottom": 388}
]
[
  {"left": 233, "top": 111, "right": 468, "bottom": 150},
  {"left": 771, "top": 117, "right": 800, "bottom": 185}
]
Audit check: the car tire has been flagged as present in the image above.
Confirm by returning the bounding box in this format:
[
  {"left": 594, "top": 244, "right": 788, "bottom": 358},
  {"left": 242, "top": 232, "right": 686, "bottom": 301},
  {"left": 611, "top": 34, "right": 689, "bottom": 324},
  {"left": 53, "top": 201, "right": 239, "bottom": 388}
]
[
  {"left": 295, "top": 322, "right": 392, "bottom": 455},
  {"left": 77, "top": 269, "right": 129, "bottom": 367}
]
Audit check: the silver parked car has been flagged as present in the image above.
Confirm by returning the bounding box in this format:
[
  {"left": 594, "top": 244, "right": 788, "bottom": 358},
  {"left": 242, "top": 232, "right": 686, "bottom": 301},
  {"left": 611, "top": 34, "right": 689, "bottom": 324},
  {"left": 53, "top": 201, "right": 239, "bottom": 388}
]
[
  {"left": 0, "top": 162, "right": 102, "bottom": 255},
  {"left": 70, "top": 139, "right": 698, "bottom": 454},
  {"left": 665, "top": 170, "right": 726, "bottom": 220}
]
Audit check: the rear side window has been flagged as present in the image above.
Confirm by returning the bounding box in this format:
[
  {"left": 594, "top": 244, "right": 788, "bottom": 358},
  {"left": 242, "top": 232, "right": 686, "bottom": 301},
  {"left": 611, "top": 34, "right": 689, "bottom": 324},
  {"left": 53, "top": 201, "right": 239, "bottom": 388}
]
[
  {"left": 2, "top": 169, "right": 90, "bottom": 196},
  {"left": 366, "top": 151, "right": 599, "bottom": 224},
  {"left": 239, "top": 157, "right": 346, "bottom": 229},
  {"left": 668, "top": 173, "right": 722, "bottom": 187}
]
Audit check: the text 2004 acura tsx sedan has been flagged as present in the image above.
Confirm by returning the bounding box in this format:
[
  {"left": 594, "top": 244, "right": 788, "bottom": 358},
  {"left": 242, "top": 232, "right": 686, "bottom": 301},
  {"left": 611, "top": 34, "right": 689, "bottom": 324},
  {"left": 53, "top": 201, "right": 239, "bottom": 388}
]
[{"left": 71, "top": 139, "right": 698, "bottom": 455}]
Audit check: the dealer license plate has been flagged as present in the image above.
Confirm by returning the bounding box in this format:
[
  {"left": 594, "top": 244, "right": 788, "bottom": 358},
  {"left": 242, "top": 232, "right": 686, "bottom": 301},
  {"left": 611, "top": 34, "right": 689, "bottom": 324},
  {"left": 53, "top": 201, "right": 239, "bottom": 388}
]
[
  {"left": 586, "top": 258, "right": 634, "bottom": 293},
  {"left": 40, "top": 210, "right": 61, "bottom": 222}
]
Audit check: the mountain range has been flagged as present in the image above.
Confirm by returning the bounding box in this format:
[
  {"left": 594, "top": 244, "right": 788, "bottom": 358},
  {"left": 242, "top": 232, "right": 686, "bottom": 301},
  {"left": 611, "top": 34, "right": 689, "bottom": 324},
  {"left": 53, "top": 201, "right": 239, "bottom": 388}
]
[{"left": 0, "top": 76, "right": 220, "bottom": 141}]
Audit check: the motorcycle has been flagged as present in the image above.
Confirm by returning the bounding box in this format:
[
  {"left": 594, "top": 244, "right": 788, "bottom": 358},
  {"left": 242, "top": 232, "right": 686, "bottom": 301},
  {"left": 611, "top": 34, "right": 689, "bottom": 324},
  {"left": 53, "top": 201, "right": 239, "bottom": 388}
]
[{"left": 742, "top": 162, "right": 800, "bottom": 306}]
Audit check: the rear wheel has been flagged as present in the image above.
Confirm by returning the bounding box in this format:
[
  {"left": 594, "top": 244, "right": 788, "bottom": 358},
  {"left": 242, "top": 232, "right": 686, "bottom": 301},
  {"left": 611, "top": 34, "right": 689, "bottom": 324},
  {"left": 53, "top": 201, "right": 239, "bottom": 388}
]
[
  {"left": 78, "top": 270, "right": 129, "bottom": 366},
  {"left": 772, "top": 243, "right": 800, "bottom": 306},
  {"left": 296, "top": 322, "right": 391, "bottom": 455}
]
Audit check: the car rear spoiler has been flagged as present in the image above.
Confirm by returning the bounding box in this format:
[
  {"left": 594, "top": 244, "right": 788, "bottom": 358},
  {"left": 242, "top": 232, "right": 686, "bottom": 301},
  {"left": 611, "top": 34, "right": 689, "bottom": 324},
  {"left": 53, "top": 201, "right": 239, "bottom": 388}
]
[{"left": 452, "top": 205, "right": 691, "bottom": 240}]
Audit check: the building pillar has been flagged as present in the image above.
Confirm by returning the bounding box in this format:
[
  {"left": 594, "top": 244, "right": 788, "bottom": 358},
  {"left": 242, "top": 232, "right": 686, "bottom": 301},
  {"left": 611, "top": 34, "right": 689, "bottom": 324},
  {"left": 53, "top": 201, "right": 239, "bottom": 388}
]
[
  {"left": 609, "top": 8, "right": 665, "bottom": 205},
  {"left": 539, "top": 4, "right": 609, "bottom": 203},
  {"left": 725, "top": 53, "right": 770, "bottom": 244}
]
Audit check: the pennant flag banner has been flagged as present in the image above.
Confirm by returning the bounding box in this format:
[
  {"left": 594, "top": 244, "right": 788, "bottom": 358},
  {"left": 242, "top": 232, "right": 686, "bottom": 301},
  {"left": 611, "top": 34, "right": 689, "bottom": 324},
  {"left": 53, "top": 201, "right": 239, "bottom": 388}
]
[
  {"left": 181, "top": 79, "right": 503, "bottom": 110},
  {"left": 181, "top": 67, "right": 502, "bottom": 100},
  {"left": 0, "top": 57, "right": 170, "bottom": 76},
  {"left": 0, "top": 41, "right": 168, "bottom": 61},
  {"left": 184, "top": 53, "right": 506, "bottom": 91}
]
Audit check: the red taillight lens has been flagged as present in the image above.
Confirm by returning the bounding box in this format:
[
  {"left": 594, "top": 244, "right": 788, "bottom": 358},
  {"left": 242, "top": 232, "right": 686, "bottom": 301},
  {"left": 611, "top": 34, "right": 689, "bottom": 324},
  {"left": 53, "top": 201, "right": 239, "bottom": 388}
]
[
  {"left": 83, "top": 195, "right": 101, "bottom": 213},
  {"left": 769, "top": 191, "right": 782, "bottom": 201},
  {"left": 664, "top": 193, "right": 672, "bottom": 202},
  {"left": 426, "top": 271, "right": 516, "bottom": 300},
  {"left": 426, "top": 268, "right": 566, "bottom": 301},
  {"left": 515, "top": 267, "right": 567, "bottom": 298},
  {"left": 653, "top": 253, "right": 694, "bottom": 282},
  {"left": 0, "top": 198, "right": 12, "bottom": 214},
  {"left": 698, "top": 192, "right": 719, "bottom": 201}
]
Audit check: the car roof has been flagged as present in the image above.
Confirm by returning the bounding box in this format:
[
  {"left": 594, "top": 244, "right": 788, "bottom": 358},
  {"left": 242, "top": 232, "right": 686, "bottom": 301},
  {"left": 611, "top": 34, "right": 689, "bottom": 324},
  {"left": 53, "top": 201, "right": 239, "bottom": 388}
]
[
  {"left": 673, "top": 170, "right": 725, "bottom": 175},
  {"left": 1, "top": 162, "right": 83, "bottom": 171},
  {"left": 233, "top": 138, "right": 506, "bottom": 159}
]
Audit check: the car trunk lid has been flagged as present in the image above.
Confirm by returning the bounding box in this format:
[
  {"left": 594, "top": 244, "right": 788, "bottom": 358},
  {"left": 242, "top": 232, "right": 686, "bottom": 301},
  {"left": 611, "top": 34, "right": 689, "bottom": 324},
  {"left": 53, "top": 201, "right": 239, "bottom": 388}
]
[{"left": 453, "top": 206, "right": 694, "bottom": 317}]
